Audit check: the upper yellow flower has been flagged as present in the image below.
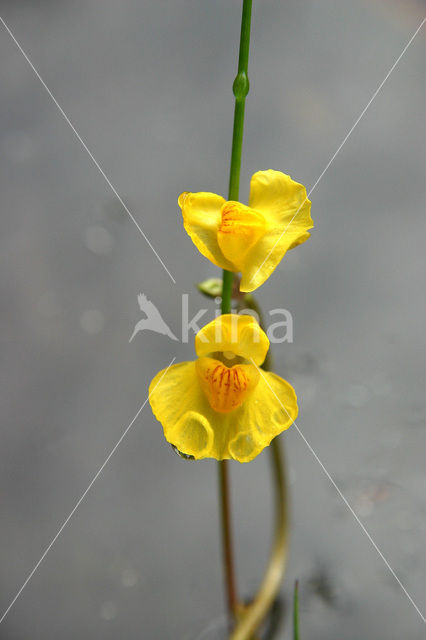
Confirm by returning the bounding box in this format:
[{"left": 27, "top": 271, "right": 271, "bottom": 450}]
[
  {"left": 179, "top": 170, "right": 313, "bottom": 292},
  {"left": 149, "top": 314, "right": 298, "bottom": 463}
]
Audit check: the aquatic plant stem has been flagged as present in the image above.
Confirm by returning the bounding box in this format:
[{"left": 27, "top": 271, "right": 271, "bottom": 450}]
[
  {"left": 228, "top": 0, "right": 252, "bottom": 202},
  {"left": 218, "top": 2, "right": 290, "bottom": 636},
  {"left": 231, "top": 437, "right": 289, "bottom": 639},
  {"left": 218, "top": 460, "right": 238, "bottom": 618},
  {"left": 218, "top": 0, "right": 253, "bottom": 623},
  {"left": 221, "top": 0, "right": 252, "bottom": 316},
  {"left": 293, "top": 580, "right": 300, "bottom": 640}
]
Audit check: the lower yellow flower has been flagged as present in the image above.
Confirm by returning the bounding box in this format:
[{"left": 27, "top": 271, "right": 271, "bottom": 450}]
[
  {"left": 149, "top": 315, "right": 298, "bottom": 463},
  {"left": 179, "top": 170, "right": 313, "bottom": 292}
]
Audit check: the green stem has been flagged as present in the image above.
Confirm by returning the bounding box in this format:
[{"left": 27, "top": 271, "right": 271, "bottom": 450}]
[
  {"left": 221, "top": 269, "right": 234, "bottom": 316},
  {"left": 219, "top": 2, "right": 290, "bottom": 634},
  {"left": 228, "top": 0, "right": 252, "bottom": 202},
  {"left": 218, "top": 0, "right": 253, "bottom": 623},
  {"left": 293, "top": 580, "right": 300, "bottom": 640},
  {"left": 221, "top": 0, "right": 252, "bottom": 315}
]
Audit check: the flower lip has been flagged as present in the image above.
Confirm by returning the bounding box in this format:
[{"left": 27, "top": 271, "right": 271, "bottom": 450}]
[
  {"left": 149, "top": 358, "right": 298, "bottom": 462},
  {"left": 195, "top": 314, "right": 269, "bottom": 366},
  {"left": 219, "top": 201, "right": 265, "bottom": 235},
  {"left": 196, "top": 357, "right": 260, "bottom": 414},
  {"left": 218, "top": 202, "right": 267, "bottom": 270},
  {"left": 209, "top": 351, "right": 246, "bottom": 367}
]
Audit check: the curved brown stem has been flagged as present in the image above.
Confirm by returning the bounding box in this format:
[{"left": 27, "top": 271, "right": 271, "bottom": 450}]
[
  {"left": 218, "top": 459, "right": 239, "bottom": 618},
  {"left": 231, "top": 437, "right": 289, "bottom": 639}
]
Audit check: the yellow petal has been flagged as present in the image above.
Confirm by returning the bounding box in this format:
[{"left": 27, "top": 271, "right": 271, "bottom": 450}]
[
  {"left": 195, "top": 357, "right": 259, "bottom": 413},
  {"left": 149, "top": 361, "right": 240, "bottom": 460},
  {"left": 239, "top": 229, "right": 310, "bottom": 291},
  {"left": 227, "top": 370, "right": 298, "bottom": 462},
  {"left": 179, "top": 191, "right": 236, "bottom": 271},
  {"left": 238, "top": 170, "right": 313, "bottom": 292},
  {"left": 149, "top": 362, "right": 297, "bottom": 462},
  {"left": 249, "top": 170, "right": 312, "bottom": 227},
  {"left": 195, "top": 314, "right": 269, "bottom": 366},
  {"left": 149, "top": 362, "right": 216, "bottom": 458}
]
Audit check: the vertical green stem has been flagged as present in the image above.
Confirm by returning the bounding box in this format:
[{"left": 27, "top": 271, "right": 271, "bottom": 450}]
[
  {"left": 228, "top": 0, "right": 252, "bottom": 202},
  {"left": 221, "top": 269, "right": 234, "bottom": 317},
  {"left": 221, "top": 0, "right": 252, "bottom": 315},
  {"left": 218, "top": 0, "right": 253, "bottom": 623},
  {"left": 293, "top": 580, "right": 300, "bottom": 640}
]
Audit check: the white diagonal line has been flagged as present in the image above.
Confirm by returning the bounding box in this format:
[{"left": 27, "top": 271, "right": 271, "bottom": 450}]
[
  {"left": 252, "top": 361, "right": 426, "bottom": 625},
  {"left": 0, "top": 357, "right": 176, "bottom": 625},
  {"left": 250, "top": 17, "right": 425, "bottom": 285},
  {"left": 0, "top": 15, "right": 176, "bottom": 285},
  {"left": 292, "top": 424, "right": 426, "bottom": 624}
]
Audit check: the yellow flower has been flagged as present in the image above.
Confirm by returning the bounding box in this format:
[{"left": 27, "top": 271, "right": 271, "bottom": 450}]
[
  {"left": 149, "top": 314, "right": 298, "bottom": 463},
  {"left": 179, "top": 170, "right": 313, "bottom": 292}
]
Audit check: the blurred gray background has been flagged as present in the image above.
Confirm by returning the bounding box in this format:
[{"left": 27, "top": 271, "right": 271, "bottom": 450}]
[{"left": 0, "top": 0, "right": 425, "bottom": 638}]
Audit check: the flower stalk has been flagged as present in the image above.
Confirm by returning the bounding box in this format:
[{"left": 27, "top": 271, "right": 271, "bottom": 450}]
[
  {"left": 221, "top": 0, "right": 252, "bottom": 315},
  {"left": 218, "top": 458, "right": 239, "bottom": 618},
  {"left": 148, "top": 0, "right": 311, "bottom": 633},
  {"left": 218, "top": 0, "right": 253, "bottom": 622},
  {"left": 217, "top": 3, "right": 291, "bottom": 634}
]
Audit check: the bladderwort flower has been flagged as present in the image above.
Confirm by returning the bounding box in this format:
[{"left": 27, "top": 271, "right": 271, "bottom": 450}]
[
  {"left": 149, "top": 314, "right": 298, "bottom": 463},
  {"left": 179, "top": 169, "right": 313, "bottom": 292}
]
